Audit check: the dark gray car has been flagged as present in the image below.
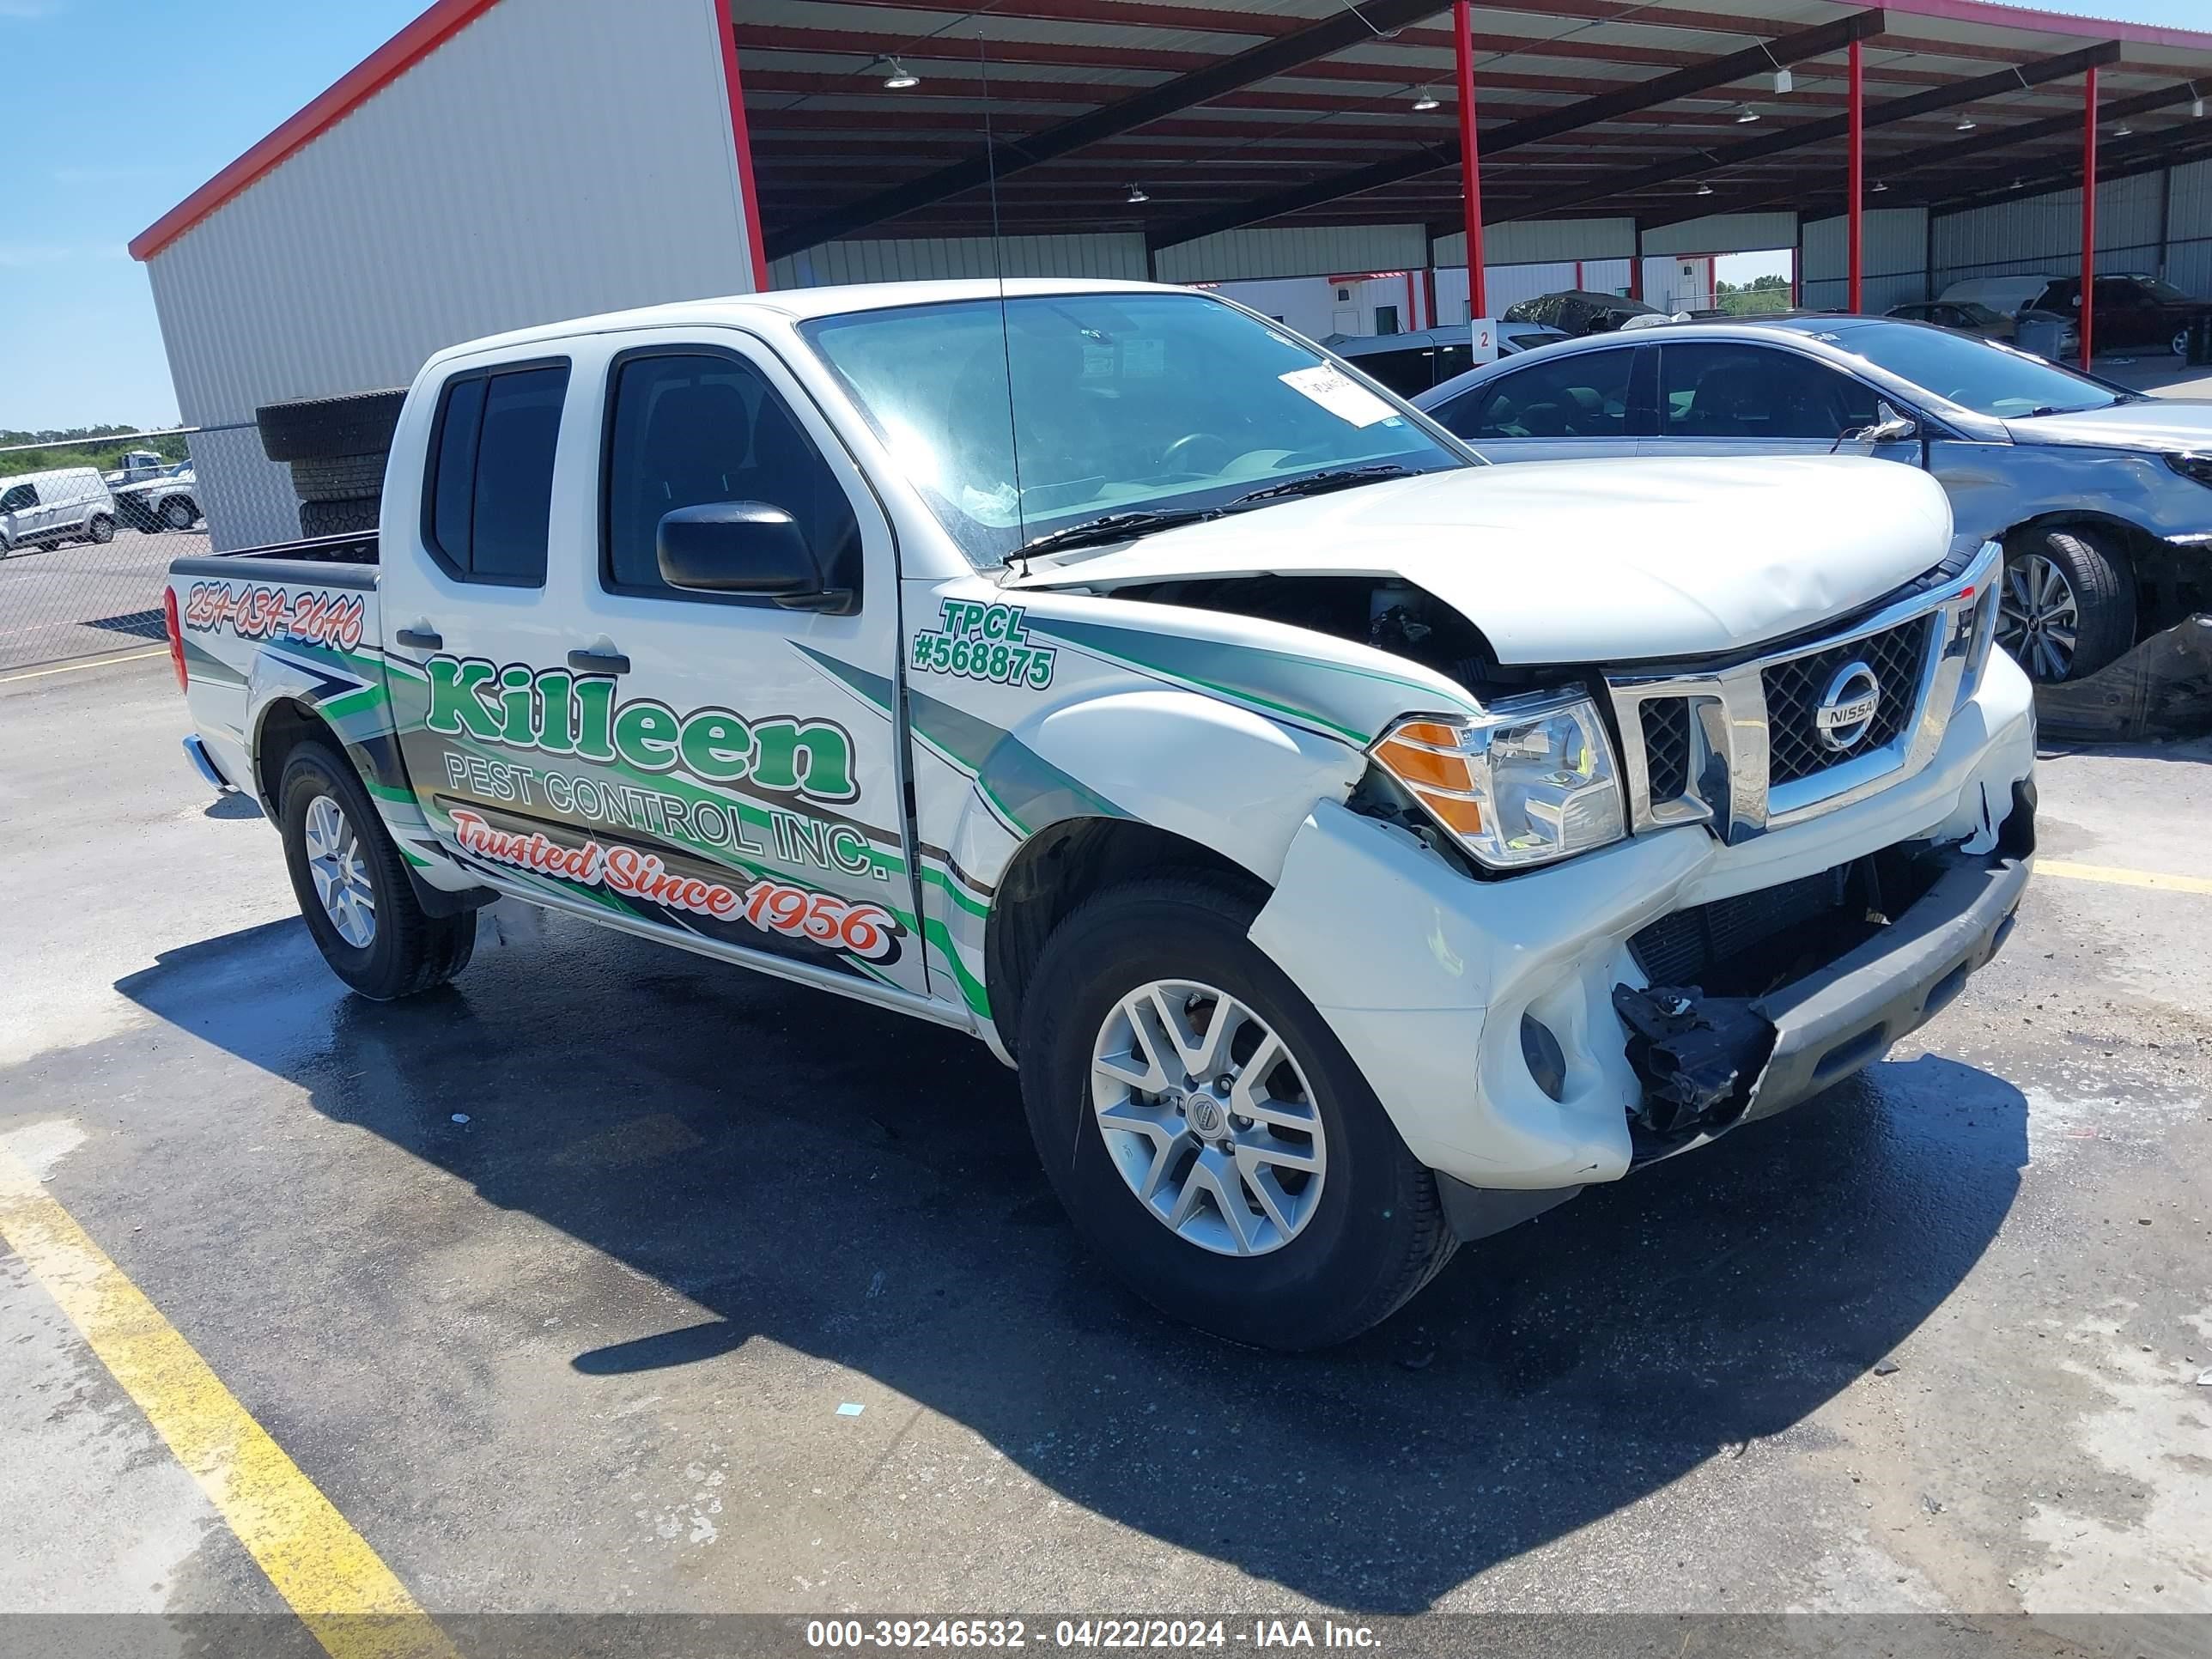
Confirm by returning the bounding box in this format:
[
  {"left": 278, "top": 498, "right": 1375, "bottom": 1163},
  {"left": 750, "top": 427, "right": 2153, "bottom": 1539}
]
[{"left": 1414, "top": 317, "right": 2212, "bottom": 682}]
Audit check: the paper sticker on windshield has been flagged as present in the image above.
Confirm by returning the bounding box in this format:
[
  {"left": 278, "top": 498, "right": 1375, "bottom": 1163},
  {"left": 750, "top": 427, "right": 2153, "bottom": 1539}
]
[{"left": 1279, "top": 364, "right": 1398, "bottom": 428}]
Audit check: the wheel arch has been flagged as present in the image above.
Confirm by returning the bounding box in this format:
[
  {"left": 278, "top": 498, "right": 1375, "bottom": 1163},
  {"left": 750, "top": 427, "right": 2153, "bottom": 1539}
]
[{"left": 984, "top": 817, "right": 1263, "bottom": 1061}]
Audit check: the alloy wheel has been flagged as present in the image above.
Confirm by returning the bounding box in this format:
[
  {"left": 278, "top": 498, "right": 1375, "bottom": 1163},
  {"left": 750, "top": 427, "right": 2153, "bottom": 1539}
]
[
  {"left": 1089, "top": 979, "right": 1325, "bottom": 1257},
  {"left": 303, "top": 793, "right": 377, "bottom": 948},
  {"left": 1996, "top": 554, "right": 2080, "bottom": 681}
]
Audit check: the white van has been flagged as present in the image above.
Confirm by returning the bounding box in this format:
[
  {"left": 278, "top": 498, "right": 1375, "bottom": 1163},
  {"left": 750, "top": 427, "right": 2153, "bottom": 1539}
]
[{"left": 0, "top": 466, "right": 118, "bottom": 556}]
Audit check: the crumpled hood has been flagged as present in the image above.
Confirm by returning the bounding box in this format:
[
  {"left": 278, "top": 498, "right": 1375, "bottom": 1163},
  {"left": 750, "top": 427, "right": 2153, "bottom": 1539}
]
[
  {"left": 1008, "top": 456, "right": 1953, "bottom": 665},
  {"left": 2004, "top": 398, "right": 2212, "bottom": 451}
]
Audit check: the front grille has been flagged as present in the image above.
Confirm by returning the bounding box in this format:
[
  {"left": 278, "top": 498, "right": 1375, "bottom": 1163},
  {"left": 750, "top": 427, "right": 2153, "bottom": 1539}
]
[
  {"left": 1630, "top": 863, "right": 1853, "bottom": 987},
  {"left": 1762, "top": 618, "right": 1930, "bottom": 787},
  {"left": 1639, "top": 697, "right": 1692, "bottom": 801}
]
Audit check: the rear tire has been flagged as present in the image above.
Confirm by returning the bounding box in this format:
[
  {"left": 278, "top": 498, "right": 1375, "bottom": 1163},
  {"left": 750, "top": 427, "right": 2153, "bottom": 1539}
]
[
  {"left": 85, "top": 514, "right": 114, "bottom": 544},
  {"left": 2172, "top": 326, "right": 2191, "bottom": 360},
  {"left": 1018, "top": 876, "right": 1454, "bottom": 1351},
  {"left": 278, "top": 740, "right": 475, "bottom": 1000},
  {"left": 1999, "top": 526, "right": 2135, "bottom": 683}
]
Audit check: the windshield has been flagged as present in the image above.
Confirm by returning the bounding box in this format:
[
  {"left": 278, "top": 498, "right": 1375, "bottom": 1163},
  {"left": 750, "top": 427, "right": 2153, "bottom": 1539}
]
[
  {"left": 800, "top": 291, "right": 1467, "bottom": 566},
  {"left": 1827, "top": 320, "right": 2130, "bottom": 417}
]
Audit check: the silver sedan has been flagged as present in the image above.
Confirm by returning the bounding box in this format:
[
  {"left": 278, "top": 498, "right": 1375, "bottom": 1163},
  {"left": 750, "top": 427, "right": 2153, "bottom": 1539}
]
[{"left": 1414, "top": 316, "right": 2212, "bottom": 682}]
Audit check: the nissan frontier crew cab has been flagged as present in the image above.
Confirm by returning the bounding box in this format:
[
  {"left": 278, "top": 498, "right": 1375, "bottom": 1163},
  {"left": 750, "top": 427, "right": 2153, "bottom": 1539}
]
[{"left": 164, "top": 280, "right": 2035, "bottom": 1350}]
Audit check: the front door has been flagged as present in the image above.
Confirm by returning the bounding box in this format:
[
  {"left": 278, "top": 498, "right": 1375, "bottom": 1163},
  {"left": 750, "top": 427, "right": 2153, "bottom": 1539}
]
[
  {"left": 1639, "top": 341, "right": 1919, "bottom": 469},
  {"left": 554, "top": 331, "right": 924, "bottom": 998}
]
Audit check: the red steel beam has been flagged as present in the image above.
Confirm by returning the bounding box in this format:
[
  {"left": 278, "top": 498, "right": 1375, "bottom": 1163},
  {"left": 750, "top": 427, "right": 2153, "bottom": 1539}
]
[
  {"left": 1849, "top": 38, "right": 1864, "bottom": 312},
  {"left": 2081, "top": 64, "right": 2099, "bottom": 370},
  {"left": 1455, "top": 0, "right": 1486, "bottom": 319}
]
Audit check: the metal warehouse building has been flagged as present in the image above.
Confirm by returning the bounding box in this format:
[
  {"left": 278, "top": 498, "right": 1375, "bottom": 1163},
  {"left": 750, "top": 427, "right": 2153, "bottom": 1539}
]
[{"left": 135, "top": 0, "right": 2212, "bottom": 549}]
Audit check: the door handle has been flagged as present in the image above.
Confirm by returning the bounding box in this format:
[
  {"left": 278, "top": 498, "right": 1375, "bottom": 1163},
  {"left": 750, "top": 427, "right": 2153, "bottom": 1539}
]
[
  {"left": 567, "top": 647, "right": 631, "bottom": 675},
  {"left": 393, "top": 626, "right": 443, "bottom": 651}
]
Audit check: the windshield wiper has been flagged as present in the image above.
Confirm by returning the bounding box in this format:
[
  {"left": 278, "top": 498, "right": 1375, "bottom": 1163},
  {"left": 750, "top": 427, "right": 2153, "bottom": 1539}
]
[
  {"left": 1224, "top": 465, "right": 1413, "bottom": 509},
  {"left": 1017, "top": 508, "right": 1219, "bottom": 558}
]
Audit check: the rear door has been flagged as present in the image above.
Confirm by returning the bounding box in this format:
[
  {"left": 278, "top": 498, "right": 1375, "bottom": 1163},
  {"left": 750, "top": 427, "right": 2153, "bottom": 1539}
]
[{"left": 1425, "top": 343, "right": 1645, "bottom": 462}]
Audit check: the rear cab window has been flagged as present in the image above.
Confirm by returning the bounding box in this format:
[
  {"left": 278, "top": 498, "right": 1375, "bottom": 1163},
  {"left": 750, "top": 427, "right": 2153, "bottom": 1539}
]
[{"left": 422, "top": 361, "right": 571, "bottom": 586}]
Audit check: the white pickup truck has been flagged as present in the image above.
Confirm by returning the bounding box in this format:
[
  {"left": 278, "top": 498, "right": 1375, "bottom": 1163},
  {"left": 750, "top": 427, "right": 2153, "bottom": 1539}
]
[{"left": 164, "top": 279, "right": 2036, "bottom": 1349}]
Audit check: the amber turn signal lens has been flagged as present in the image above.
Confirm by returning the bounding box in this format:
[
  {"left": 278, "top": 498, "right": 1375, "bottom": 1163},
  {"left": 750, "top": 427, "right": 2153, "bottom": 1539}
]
[
  {"left": 1413, "top": 789, "right": 1484, "bottom": 834},
  {"left": 1375, "top": 735, "right": 1472, "bottom": 792}
]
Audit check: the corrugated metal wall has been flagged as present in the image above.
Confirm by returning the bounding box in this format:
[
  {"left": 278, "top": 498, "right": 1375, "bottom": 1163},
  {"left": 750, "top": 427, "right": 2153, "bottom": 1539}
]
[
  {"left": 769, "top": 233, "right": 1147, "bottom": 288},
  {"left": 1152, "top": 223, "right": 1427, "bottom": 283},
  {"left": 1640, "top": 212, "right": 1797, "bottom": 255},
  {"left": 143, "top": 0, "right": 750, "bottom": 550},
  {"left": 2165, "top": 159, "right": 2212, "bottom": 295},
  {"left": 1931, "top": 171, "right": 2166, "bottom": 293},
  {"left": 1432, "top": 217, "right": 1637, "bottom": 266},
  {"left": 1800, "top": 207, "right": 1929, "bottom": 311}
]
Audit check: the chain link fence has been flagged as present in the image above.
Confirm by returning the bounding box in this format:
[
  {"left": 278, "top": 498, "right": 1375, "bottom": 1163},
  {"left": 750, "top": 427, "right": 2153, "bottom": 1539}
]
[{"left": 0, "top": 422, "right": 309, "bottom": 673}]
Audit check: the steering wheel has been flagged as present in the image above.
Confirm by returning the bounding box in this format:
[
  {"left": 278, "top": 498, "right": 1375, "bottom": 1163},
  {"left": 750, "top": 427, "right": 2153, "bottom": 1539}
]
[{"left": 1159, "top": 432, "right": 1234, "bottom": 476}]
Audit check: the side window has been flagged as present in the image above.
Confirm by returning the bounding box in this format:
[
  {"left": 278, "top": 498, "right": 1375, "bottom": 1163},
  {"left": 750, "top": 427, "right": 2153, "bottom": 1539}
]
[
  {"left": 1, "top": 483, "right": 36, "bottom": 512},
  {"left": 1659, "top": 343, "right": 1877, "bottom": 441},
  {"left": 1350, "top": 349, "right": 1431, "bottom": 397},
  {"left": 422, "top": 362, "right": 569, "bottom": 585},
  {"left": 601, "top": 349, "right": 861, "bottom": 605},
  {"left": 1444, "top": 349, "right": 1635, "bottom": 441}
]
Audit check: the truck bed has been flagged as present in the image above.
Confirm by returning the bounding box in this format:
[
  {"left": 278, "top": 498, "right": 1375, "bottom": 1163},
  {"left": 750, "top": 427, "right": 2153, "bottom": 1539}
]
[{"left": 171, "top": 530, "right": 379, "bottom": 587}]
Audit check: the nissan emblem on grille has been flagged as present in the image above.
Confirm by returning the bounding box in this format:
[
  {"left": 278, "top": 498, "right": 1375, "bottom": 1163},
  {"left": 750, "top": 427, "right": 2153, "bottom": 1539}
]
[{"left": 1814, "top": 659, "right": 1883, "bottom": 752}]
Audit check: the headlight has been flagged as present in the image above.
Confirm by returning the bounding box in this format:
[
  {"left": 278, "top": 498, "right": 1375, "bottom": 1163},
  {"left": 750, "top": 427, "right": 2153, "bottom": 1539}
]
[
  {"left": 1948, "top": 539, "right": 2002, "bottom": 695},
  {"left": 1372, "top": 690, "right": 1626, "bottom": 871},
  {"left": 2167, "top": 453, "right": 2212, "bottom": 490}
]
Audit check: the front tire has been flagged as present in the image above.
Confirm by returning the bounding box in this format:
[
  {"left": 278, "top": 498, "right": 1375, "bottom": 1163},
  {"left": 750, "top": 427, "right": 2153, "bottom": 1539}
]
[
  {"left": 278, "top": 741, "right": 475, "bottom": 1000},
  {"left": 161, "top": 495, "right": 199, "bottom": 531},
  {"left": 1018, "top": 877, "right": 1454, "bottom": 1350},
  {"left": 1998, "top": 526, "right": 2135, "bottom": 683},
  {"left": 2172, "top": 325, "right": 2192, "bottom": 361}
]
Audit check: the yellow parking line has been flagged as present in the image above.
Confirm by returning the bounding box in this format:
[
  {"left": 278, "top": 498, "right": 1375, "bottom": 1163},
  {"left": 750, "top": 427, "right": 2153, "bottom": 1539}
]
[
  {"left": 0, "top": 1145, "right": 459, "bottom": 1659},
  {"left": 0, "top": 647, "right": 167, "bottom": 684},
  {"left": 2039, "top": 858, "right": 2212, "bottom": 896}
]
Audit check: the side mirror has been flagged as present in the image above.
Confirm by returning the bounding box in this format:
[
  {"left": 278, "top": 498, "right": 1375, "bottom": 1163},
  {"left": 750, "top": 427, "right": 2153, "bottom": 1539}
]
[
  {"left": 1845, "top": 401, "right": 1918, "bottom": 445},
  {"left": 656, "top": 501, "right": 851, "bottom": 611}
]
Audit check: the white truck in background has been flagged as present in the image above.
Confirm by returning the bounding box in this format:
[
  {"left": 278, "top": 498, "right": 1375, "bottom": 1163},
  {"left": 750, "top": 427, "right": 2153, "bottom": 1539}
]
[{"left": 163, "top": 279, "right": 2036, "bottom": 1349}]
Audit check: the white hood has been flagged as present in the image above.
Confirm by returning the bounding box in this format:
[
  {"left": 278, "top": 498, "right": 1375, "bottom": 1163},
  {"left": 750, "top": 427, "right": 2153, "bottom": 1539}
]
[{"left": 1010, "top": 457, "right": 1954, "bottom": 665}]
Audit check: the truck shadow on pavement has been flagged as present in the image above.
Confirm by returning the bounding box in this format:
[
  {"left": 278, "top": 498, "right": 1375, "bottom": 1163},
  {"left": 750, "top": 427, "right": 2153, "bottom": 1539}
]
[{"left": 114, "top": 902, "right": 2030, "bottom": 1614}]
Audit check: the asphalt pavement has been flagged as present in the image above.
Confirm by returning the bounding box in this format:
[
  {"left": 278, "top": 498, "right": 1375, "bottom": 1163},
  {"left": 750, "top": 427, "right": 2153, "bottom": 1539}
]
[{"left": 2, "top": 653, "right": 2208, "bottom": 1652}]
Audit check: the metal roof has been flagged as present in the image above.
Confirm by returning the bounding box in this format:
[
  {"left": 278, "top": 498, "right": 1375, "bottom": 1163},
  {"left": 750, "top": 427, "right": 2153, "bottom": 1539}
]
[
  {"left": 738, "top": 0, "right": 2212, "bottom": 257},
  {"left": 137, "top": 0, "right": 2212, "bottom": 267}
]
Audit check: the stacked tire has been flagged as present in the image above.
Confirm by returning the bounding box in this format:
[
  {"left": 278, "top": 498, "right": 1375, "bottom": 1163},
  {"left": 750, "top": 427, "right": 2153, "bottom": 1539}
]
[{"left": 255, "top": 389, "right": 407, "bottom": 539}]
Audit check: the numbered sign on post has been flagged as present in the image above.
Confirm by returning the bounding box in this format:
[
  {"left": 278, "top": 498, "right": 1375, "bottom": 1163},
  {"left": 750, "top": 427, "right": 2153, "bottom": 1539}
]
[{"left": 1468, "top": 319, "right": 1499, "bottom": 365}]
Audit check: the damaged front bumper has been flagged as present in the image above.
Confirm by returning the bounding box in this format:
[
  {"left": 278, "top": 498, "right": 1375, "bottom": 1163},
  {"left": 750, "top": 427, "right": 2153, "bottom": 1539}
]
[
  {"left": 1613, "top": 808, "right": 2030, "bottom": 1161},
  {"left": 1249, "top": 648, "right": 2038, "bottom": 1235}
]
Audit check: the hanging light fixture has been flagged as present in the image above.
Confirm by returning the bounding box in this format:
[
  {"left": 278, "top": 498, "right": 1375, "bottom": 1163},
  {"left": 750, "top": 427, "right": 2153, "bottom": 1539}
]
[
  {"left": 1126, "top": 183, "right": 1151, "bottom": 204},
  {"left": 1872, "top": 179, "right": 1889, "bottom": 193},
  {"left": 2192, "top": 85, "right": 2205, "bottom": 118},
  {"left": 2009, "top": 178, "right": 2024, "bottom": 191},
  {"left": 2112, "top": 121, "right": 2134, "bottom": 137},
  {"left": 1695, "top": 181, "right": 1715, "bottom": 197},
  {"left": 1773, "top": 65, "right": 1794, "bottom": 95},
  {"left": 1412, "top": 87, "right": 1441, "bottom": 112},
  {"left": 881, "top": 58, "right": 919, "bottom": 89},
  {"left": 1955, "top": 115, "right": 1978, "bottom": 132},
  {"left": 1735, "top": 105, "right": 1761, "bottom": 125}
]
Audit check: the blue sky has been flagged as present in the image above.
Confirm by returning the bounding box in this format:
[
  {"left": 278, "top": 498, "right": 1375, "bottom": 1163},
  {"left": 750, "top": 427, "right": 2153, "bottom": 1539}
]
[{"left": 0, "top": 0, "right": 2203, "bottom": 431}]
